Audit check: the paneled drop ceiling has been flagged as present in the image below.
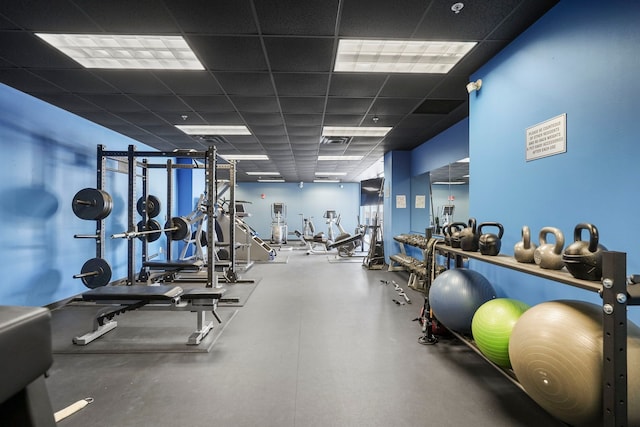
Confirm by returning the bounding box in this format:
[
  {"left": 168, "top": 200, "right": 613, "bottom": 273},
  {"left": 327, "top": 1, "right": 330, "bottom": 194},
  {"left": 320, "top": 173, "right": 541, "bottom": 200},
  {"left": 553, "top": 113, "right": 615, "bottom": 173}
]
[{"left": 0, "top": 0, "right": 558, "bottom": 182}]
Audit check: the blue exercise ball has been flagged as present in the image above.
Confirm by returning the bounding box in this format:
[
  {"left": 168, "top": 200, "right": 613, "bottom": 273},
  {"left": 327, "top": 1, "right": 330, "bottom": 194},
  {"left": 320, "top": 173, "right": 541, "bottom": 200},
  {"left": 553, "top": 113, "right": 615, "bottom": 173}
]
[{"left": 429, "top": 268, "right": 497, "bottom": 333}]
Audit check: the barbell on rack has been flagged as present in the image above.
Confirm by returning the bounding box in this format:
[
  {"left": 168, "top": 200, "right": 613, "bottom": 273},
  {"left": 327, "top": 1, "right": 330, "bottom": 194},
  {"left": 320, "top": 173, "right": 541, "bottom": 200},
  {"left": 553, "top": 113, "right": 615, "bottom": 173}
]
[
  {"left": 72, "top": 188, "right": 113, "bottom": 220},
  {"left": 73, "top": 258, "right": 112, "bottom": 289},
  {"left": 111, "top": 216, "right": 190, "bottom": 241}
]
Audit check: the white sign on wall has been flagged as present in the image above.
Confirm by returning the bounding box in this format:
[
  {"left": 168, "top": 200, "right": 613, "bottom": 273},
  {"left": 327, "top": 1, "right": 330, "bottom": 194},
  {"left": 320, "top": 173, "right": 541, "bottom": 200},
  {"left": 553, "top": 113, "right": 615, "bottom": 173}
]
[{"left": 525, "top": 113, "right": 567, "bottom": 161}]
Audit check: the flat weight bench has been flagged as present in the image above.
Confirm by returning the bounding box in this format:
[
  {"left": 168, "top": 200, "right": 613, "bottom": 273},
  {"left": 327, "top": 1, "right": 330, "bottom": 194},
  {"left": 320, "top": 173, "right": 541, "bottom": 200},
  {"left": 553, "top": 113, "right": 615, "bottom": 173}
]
[
  {"left": 74, "top": 285, "right": 225, "bottom": 346},
  {"left": 0, "top": 306, "right": 56, "bottom": 426}
]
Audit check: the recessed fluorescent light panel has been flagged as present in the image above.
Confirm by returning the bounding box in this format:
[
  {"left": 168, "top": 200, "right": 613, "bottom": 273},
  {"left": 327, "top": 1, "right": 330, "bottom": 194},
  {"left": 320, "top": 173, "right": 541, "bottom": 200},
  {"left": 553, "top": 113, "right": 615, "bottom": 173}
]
[
  {"left": 246, "top": 172, "right": 280, "bottom": 176},
  {"left": 322, "top": 126, "right": 391, "bottom": 137},
  {"left": 35, "top": 34, "right": 204, "bottom": 70},
  {"left": 315, "top": 172, "right": 347, "bottom": 176},
  {"left": 334, "top": 39, "right": 476, "bottom": 74},
  {"left": 314, "top": 179, "right": 340, "bottom": 183},
  {"left": 258, "top": 179, "right": 285, "bottom": 183},
  {"left": 175, "top": 125, "right": 251, "bottom": 135},
  {"left": 219, "top": 154, "right": 269, "bottom": 161},
  {"left": 318, "top": 156, "right": 363, "bottom": 161}
]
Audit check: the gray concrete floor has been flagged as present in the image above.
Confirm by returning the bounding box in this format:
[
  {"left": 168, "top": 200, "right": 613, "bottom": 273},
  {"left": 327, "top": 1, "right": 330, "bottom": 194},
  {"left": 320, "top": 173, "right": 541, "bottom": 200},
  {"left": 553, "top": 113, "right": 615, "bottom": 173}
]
[{"left": 46, "top": 248, "right": 565, "bottom": 426}]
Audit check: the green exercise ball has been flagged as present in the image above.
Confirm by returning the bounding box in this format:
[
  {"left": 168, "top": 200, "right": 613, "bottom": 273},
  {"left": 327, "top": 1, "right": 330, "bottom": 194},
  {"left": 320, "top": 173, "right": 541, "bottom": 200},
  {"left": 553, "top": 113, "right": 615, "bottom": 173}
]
[
  {"left": 508, "top": 300, "right": 640, "bottom": 427},
  {"left": 471, "top": 298, "right": 530, "bottom": 368}
]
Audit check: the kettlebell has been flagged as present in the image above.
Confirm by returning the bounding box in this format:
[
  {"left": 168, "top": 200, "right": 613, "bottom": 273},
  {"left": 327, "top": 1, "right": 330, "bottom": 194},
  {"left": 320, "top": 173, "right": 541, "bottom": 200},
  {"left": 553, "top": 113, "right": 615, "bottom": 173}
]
[
  {"left": 442, "top": 224, "right": 452, "bottom": 246},
  {"left": 460, "top": 218, "right": 480, "bottom": 252},
  {"left": 562, "top": 223, "right": 607, "bottom": 281},
  {"left": 449, "top": 222, "right": 468, "bottom": 248},
  {"left": 533, "top": 227, "right": 565, "bottom": 270},
  {"left": 478, "top": 222, "right": 504, "bottom": 256},
  {"left": 513, "top": 225, "right": 537, "bottom": 263}
]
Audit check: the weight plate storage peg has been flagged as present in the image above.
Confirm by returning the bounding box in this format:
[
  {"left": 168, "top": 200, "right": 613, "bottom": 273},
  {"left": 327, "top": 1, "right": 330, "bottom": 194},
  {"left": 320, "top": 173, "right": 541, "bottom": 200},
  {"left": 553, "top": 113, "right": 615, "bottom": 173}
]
[
  {"left": 136, "top": 195, "right": 161, "bottom": 218},
  {"left": 72, "top": 188, "right": 113, "bottom": 220},
  {"left": 74, "top": 258, "right": 112, "bottom": 288},
  {"left": 136, "top": 219, "right": 162, "bottom": 242},
  {"left": 164, "top": 216, "right": 190, "bottom": 241}
]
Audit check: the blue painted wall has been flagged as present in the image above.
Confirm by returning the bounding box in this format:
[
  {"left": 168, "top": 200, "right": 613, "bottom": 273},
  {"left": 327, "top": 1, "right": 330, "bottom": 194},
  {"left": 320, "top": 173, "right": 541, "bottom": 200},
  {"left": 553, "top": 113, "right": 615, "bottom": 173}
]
[
  {"left": 383, "top": 119, "right": 469, "bottom": 260},
  {"left": 467, "top": 1, "right": 640, "bottom": 319},
  {"left": 410, "top": 172, "right": 430, "bottom": 234},
  {"left": 411, "top": 118, "right": 469, "bottom": 177},
  {"left": 384, "top": 151, "right": 412, "bottom": 261},
  {"left": 0, "top": 83, "right": 165, "bottom": 306}
]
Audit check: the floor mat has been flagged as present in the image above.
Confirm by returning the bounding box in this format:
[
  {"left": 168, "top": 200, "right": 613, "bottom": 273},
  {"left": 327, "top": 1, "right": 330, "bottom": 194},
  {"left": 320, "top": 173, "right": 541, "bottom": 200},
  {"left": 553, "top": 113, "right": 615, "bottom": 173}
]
[
  {"left": 51, "top": 305, "right": 238, "bottom": 354},
  {"left": 176, "top": 278, "right": 260, "bottom": 307}
]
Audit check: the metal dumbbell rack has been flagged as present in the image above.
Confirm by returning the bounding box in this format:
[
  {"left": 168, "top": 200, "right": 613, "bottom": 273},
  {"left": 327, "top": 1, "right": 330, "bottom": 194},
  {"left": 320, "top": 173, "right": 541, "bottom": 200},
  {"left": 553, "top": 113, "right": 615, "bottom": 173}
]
[
  {"left": 439, "top": 246, "right": 638, "bottom": 426},
  {"left": 91, "top": 144, "right": 219, "bottom": 287}
]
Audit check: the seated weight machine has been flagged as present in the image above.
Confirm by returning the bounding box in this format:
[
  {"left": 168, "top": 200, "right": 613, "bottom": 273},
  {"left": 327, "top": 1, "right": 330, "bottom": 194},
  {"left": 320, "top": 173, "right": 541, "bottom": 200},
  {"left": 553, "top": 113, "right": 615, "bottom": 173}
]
[{"left": 304, "top": 210, "right": 363, "bottom": 257}]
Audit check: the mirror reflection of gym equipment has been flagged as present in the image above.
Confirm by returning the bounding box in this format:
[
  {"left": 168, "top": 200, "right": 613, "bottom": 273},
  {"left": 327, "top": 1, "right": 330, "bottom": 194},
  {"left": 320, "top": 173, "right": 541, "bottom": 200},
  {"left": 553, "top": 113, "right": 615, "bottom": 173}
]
[{"left": 429, "top": 159, "right": 469, "bottom": 235}]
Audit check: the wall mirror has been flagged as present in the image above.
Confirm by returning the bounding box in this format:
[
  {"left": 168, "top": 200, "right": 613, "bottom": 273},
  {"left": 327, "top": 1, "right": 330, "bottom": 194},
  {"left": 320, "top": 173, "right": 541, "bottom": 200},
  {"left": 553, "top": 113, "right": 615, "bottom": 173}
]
[{"left": 430, "top": 158, "right": 469, "bottom": 233}]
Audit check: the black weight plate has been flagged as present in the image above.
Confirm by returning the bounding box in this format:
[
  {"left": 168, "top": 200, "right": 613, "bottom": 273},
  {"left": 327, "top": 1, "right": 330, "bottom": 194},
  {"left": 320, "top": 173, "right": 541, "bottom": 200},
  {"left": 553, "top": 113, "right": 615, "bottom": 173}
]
[
  {"left": 72, "top": 188, "right": 113, "bottom": 220},
  {"left": 136, "top": 195, "right": 161, "bottom": 218},
  {"left": 192, "top": 231, "right": 208, "bottom": 247},
  {"left": 165, "top": 216, "right": 190, "bottom": 241},
  {"left": 136, "top": 219, "right": 162, "bottom": 242},
  {"left": 81, "top": 258, "right": 112, "bottom": 289}
]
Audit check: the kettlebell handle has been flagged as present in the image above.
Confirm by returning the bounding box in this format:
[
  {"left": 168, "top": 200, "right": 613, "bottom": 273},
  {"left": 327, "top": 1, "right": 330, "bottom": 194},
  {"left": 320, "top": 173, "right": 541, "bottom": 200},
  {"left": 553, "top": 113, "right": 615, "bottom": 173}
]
[
  {"left": 478, "top": 222, "right": 504, "bottom": 239},
  {"left": 574, "top": 222, "right": 599, "bottom": 253},
  {"left": 450, "top": 222, "right": 468, "bottom": 232},
  {"left": 468, "top": 217, "right": 477, "bottom": 233},
  {"left": 539, "top": 226, "right": 565, "bottom": 254},
  {"left": 521, "top": 226, "right": 531, "bottom": 249}
]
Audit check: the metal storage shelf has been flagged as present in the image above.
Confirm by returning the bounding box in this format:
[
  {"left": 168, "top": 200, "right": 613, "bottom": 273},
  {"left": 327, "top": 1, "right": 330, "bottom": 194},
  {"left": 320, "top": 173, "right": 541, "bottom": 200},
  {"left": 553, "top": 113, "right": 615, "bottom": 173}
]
[
  {"left": 435, "top": 243, "right": 630, "bottom": 427},
  {"left": 436, "top": 244, "right": 602, "bottom": 292}
]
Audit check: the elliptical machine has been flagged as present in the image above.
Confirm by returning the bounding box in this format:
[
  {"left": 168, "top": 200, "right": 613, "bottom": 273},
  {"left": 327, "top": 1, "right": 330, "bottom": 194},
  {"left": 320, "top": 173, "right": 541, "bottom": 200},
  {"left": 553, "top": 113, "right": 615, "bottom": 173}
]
[{"left": 270, "top": 202, "right": 288, "bottom": 244}]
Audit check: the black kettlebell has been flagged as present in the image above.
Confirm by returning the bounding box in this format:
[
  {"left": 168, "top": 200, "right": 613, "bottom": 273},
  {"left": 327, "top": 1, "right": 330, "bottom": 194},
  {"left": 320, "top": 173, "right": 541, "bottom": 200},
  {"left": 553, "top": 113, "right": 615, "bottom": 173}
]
[
  {"left": 562, "top": 223, "right": 607, "bottom": 281},
  {"left": 460, "top": 218, "right": 479, "bottom": 252},
  {"left": 442, "top": 224, "right": 452, "bottom": 246},
  {"left": 478, "top": 222, "right": 504, "bottom": 256},
  {"left": 449, "top": 222, "right": 469, "bottom": 248}
]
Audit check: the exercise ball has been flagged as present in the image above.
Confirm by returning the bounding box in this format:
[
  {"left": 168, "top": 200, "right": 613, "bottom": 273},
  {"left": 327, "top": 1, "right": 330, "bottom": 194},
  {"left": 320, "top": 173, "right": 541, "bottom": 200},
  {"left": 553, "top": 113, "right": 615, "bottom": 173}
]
[
  {"left": 471, "top": 298, "right": 530, "bottom": 368},
  {"left": 428, "top": 269, "right": 496, "bottom": 333},
  {"left": 509, "top": 300, "right": 640, "bottom": 426}
]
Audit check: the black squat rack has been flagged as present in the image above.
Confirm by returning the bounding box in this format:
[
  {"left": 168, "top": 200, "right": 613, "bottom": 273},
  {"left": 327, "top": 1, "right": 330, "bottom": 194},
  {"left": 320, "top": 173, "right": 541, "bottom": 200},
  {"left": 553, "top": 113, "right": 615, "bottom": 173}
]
[{"left": 91, "top": 144, "right": 220, "bottom": 287}]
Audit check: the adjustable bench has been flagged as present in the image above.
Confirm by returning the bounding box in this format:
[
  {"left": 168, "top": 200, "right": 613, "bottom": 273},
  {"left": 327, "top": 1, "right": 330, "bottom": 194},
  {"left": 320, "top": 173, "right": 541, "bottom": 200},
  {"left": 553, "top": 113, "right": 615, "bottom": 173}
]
[{"left": 73, "top": 285, "right": 225, "bottom": 346}]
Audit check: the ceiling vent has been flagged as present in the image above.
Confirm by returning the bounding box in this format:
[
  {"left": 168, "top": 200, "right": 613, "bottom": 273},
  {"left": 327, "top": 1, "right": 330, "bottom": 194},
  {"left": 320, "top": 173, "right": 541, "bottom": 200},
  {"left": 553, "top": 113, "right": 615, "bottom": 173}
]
[
  {"left": 320, "top": 136, "right": 352, "bottom": 145},
  {"left": 196, "top": 135, "right": 229, "bottom": 144}
]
